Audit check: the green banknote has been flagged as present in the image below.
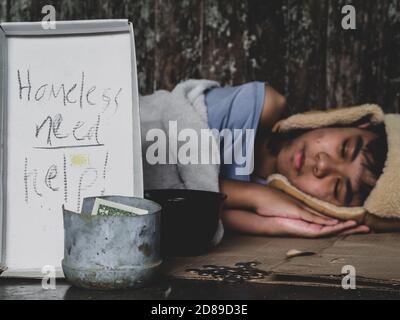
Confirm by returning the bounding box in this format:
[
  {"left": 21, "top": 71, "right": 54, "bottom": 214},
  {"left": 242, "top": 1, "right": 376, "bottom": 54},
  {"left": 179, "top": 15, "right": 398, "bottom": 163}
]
[{"left": 92, "top": 198, "right": 149, "bottom": 217}]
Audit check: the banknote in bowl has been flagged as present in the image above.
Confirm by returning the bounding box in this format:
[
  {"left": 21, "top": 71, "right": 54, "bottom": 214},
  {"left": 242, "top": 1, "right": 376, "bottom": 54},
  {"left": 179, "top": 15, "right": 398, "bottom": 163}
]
[{"left": 91, "top": 198, "right": 149, "bottom": 217}]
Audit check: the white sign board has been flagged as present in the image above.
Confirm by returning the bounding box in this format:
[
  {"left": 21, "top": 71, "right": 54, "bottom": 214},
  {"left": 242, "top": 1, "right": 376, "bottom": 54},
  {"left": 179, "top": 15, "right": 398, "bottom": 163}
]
[{"left": 0, "top": 20, "right": 143, "bottom": 276}]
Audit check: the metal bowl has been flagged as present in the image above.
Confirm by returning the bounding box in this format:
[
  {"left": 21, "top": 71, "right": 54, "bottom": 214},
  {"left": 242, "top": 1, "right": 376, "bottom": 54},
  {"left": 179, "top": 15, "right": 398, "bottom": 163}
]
[
  {"left": 144, "top": 189, "right": 226, "bottom": 257},
  {"left": 62, "top": 196, "right": 162, "bottom": 290}
]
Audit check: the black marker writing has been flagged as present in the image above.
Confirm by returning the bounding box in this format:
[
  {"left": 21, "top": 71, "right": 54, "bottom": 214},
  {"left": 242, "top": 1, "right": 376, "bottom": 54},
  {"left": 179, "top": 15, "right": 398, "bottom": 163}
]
[
  {"left": 52, "top": 114, "right": 69, "bottom": 139},
  {"left": 77, "top": 168, "right": 98, "bottom": 212},
  {"left": 114, "top": 88, "right": 122, "bottom": 108},
  {"left": 45, "top": 164, "right": 59, "bottom": 191},
  {"left": 24, "top": 157, "right": 43, "bottom": 203},
  {"left": 49, "top": 83, "right": 66, "bottom": 106},
  {"left": 72, "top": 115, "right": 101, "bottom": 145},
  {"left": 86, "top": 86, "right": 96, "bottom": 106},
  {"left": 66, "top": 84, "right": 77, "bottom": 104},
  {"left": 17, "top": 69, "right": 122, "bottom": 110},
  {"left": 24, "top": 158, "right": 28, "bottom": 202},
  {"left": 18, "top": 69, "right": 31, "bottom": 101},
  {"left": 36, "top": 114, "right": 102, "bottom": 148},
  {"left": 63, "top": 154, "right": 68, "bottom": 203},
  {"left": 35, "top": 84, "right": 48, "bottom": 101},
  {"left": 79, "top": 71, "right": 85, "bottom": 108},
  {"left": 35, "top": 116, "right": 53, "bottom": 146},
  {"left": 100, "top": 151, "right": 110, "bottom": 196},
  {"left": 102, "top": 88, "right": 111, "bottom": 111}
]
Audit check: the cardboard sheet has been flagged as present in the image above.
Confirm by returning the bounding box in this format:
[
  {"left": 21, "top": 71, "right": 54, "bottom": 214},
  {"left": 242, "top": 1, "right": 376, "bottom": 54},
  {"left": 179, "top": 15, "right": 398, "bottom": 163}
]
[{"left": 163, "top": 233, "right": 400, "bottom": 290}]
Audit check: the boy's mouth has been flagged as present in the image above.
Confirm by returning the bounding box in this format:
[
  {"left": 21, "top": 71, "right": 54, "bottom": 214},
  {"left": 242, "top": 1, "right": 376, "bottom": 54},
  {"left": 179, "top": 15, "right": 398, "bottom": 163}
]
[{"left": 294, "top": 148, "right": 305, "bottom": 173}]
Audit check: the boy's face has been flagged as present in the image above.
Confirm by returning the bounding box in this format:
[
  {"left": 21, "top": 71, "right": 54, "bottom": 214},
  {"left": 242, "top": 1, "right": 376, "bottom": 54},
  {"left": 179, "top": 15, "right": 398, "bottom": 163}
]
[{"left": 276, "top": 127, "right": 378, "bottom": 207}]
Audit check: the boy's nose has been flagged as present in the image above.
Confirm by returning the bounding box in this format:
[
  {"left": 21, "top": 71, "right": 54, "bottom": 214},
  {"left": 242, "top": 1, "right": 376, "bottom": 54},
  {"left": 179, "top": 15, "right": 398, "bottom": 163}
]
[{"left": 313, "top": 152, "right": 334, "bottom": 178}]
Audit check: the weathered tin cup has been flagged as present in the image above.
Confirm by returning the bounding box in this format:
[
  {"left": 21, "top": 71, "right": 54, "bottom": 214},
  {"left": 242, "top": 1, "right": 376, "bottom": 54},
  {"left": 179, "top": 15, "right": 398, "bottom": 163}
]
[{"left": 62, "top": 196, "right": 162, "bottom": 290}]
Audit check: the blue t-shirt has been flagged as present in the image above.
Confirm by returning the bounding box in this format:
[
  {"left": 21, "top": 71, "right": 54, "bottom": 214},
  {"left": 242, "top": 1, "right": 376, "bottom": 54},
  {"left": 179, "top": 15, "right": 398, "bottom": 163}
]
[{"left": 205, "top": 82, "right": 266, "bottom": 182}]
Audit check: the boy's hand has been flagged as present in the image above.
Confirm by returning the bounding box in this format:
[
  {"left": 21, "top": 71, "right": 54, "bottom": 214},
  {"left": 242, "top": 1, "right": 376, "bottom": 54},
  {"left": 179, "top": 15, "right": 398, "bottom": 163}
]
[
  {"left": 262, "top": 216, "right": 369, "bottom": 238},
  {"left": 255, "top": 187, "right": 338, "bottom": 225},
  {"left": 222, "top": 209, "right": 370, "bottom": 238},
  {"left": 254, "top": 188, "right": 370, "bottom": 237}
]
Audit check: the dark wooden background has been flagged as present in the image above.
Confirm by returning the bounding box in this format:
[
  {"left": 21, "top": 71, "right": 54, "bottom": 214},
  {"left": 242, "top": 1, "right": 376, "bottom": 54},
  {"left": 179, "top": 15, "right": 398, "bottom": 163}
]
[{"left": 1, "top": 0, "right": 399, "bottom": 113}]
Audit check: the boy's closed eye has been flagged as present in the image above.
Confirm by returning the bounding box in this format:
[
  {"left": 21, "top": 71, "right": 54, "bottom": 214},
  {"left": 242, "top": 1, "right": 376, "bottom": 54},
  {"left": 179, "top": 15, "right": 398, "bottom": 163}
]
[{"left": 333, "top": 136, "right": 364, "bottom": 206}]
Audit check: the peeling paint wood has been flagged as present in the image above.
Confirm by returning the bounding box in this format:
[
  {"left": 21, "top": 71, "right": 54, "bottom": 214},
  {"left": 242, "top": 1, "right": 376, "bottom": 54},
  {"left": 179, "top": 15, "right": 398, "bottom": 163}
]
[
  {"left": 127, "top": 0, "right": 156, "bottom": 95},
  {"left": 326, "top": 0, "right": 400, "bottom": 112},
  {"left": 282, "top": 0, "right": 329, "bottom": 113},
  {"left": 201, "top": 0, "right": 249, "bottom": 85},
  {"left": 246, "top": 0, "right": 286, "bottom": 93},
  {"left": 3, "top": 0, "right": 400, "bottom": 113},
  {"left": 0, "top": 0, "right": 6, "bottom": 21},
  {"left": 154, "top": 0, "right": 202, "bottom": 91}
]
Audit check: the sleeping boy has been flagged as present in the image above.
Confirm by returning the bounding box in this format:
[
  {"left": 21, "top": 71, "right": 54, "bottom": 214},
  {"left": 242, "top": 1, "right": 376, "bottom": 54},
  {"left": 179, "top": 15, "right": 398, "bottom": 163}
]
[{"left": 205, "top": 82, "right": 392, "bottom": 238}]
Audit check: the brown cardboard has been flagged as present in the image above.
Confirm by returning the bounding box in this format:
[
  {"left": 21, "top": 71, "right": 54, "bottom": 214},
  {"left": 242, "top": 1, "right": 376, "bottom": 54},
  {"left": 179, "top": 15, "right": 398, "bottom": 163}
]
[
  {"left": 163, "top": 233, "right": 400, "bottom": 289},
  {"left": 271, "top": 233, "right": 400, "bottom": 287}
]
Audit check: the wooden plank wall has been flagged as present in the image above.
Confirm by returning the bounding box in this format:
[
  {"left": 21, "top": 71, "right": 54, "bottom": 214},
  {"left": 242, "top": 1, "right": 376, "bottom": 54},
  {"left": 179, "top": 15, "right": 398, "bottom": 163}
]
[{"left": 0, "top": 0, "right": 398, "bottom": 113}]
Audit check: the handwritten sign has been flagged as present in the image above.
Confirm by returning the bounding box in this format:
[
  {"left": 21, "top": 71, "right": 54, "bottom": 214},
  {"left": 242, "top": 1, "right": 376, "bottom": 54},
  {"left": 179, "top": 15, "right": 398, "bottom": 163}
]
[{"left": 0, "top": 21, "right": 143, "bottom": 274}]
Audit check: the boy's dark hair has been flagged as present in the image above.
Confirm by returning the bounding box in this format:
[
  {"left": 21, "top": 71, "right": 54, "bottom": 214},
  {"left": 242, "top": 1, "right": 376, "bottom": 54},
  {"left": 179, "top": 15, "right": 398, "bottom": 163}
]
[
  {"left": 359, "top": 124, "right": 388, "bottom": 203},
  {"left": 267, "top": 124, "right": 388, "bottom": 205}
]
